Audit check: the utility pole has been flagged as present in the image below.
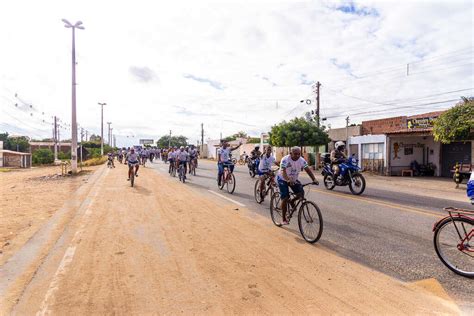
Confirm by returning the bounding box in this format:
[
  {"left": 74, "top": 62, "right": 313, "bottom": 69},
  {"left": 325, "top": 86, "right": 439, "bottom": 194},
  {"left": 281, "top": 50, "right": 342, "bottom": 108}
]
[
  {"left": 314, "top": 81, "right": 321, "bottom": 128},
  {"left": 62, "top": 19, "right": 84, "bottom": 174},
  {"left": 85, "top": 130, "right": 88, "bottom": 141},
  {"left": 98, "top": 102, "right": 106, "bottom": 155},
  {"left": 107, "top": 122, "right": 112, "bottom": 147},
  {"left": 53, "top": 116, "right": 58, "bottom": 161},
  {"left": 113, "top": 135, "right": 116, "bottom": 148},
  {"left": 80, "top": 127, "right": 84, "bottom": 166},
  {"left": 58, "top": 125, "right": 61, "bottom": 153},
  {"left": 110, "top": 128, "right": 113, "bottom": 147},
  {"left": 346, "top": 116, "right": 350, "bottom": 155},
  {"left": 201, "top": 123, "right": 204, "bottom": 156}
]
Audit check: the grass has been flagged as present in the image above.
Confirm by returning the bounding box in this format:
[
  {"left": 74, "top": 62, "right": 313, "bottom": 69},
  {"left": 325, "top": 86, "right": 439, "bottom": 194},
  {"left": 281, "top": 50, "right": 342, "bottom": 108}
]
[
  {"left": 82, "top": 156, "right": 108, "bottom": 167},
  {"left": 0, "top": 168, "right": 12, "bottom": 172}
]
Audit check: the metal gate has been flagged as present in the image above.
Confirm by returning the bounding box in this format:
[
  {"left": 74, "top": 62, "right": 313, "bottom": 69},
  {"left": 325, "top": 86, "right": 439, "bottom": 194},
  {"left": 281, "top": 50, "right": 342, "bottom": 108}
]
[{"left": 441, "top": 142, "right": 471, "bottom": 177}]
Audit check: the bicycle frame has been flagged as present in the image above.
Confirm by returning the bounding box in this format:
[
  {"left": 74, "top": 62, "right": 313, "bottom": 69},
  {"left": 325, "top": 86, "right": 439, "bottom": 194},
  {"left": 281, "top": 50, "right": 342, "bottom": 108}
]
[{"left": 433, "top": 207, "right": 474, "bottom": 253}]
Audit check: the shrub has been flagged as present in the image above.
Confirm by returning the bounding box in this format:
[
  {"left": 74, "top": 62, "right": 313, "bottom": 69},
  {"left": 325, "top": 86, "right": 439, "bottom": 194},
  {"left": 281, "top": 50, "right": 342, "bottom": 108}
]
[
  {"left": 32, "top": 149, "right": 54, "bottom": 165},
  {"left": 82, "top": 156, "right": 108, "bottom": 166},
  {"left": 58, "top": 151, "right": 71, "bottom": 160}
]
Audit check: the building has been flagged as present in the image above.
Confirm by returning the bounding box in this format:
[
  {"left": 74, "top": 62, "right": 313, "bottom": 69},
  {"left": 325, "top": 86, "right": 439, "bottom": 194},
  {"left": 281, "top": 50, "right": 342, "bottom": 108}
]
[
  {"left": 348, "top": 111, "right": 473, "bottom": 177},
  {"left": 0, "top": 141, "right": 31, "bottom": 168},
  {"left": 30, "top": 141, "right": 71, "bottom": 154}
]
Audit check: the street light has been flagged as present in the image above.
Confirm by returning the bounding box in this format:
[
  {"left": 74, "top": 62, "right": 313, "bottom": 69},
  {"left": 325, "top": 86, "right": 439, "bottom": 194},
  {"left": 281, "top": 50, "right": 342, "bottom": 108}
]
[
  {"left": 98, "top": 102, "right": 106, "bottom": 155},
  {"left": 62, "top": 19, "right": 84, "bottom": 174}
]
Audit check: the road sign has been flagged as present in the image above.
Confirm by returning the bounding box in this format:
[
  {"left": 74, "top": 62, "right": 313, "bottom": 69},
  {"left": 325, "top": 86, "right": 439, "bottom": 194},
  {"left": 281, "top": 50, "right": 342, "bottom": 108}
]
[{"left": 139, "top": 139, "right": 154, "bottom": 145}]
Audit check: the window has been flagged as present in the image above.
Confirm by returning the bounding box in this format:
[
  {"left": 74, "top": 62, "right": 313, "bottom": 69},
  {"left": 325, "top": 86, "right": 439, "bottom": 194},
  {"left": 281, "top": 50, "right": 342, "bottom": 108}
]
[{"left": 363, "top": 143, "right": 384, "bottom": 160}]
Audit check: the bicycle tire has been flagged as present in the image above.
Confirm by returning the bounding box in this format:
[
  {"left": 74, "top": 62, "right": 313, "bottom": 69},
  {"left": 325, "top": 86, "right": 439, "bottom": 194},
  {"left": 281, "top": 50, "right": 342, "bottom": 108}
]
[
  {"left": 270, "top": 192, "right": 283, "bottom": 227},
  {"left": 254, "top": 179, "right": 263, "bottom": 203},
  {"left": 226, "top": 173, "right": 236, "bottom": 194},
  {"left": 298, "top": 201, "right": 323, "bottom": 243},
  {"left": 130, "top": 171, "right": 135, "bottom": 187},
  {"left": 434, "top": 217, "right": 474, "bottom": 278},
  {"left": 219, "top": 173, "right": 225, "bottom": 190}
]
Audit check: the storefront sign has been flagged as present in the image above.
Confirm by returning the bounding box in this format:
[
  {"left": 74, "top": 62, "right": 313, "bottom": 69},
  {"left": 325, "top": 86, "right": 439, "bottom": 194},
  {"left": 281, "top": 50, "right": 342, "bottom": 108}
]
[{"left": 407, "top": 117, "right": 436, "bottom": 129}]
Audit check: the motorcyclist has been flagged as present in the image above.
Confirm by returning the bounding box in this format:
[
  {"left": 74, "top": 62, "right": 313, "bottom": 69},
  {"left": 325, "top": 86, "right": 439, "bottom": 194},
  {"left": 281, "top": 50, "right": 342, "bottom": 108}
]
[
  {"left": 250, "top": 146, "right": 262, "bottom": 172},
  {"left": 330, "top": 141, "right": 347, "bottom": 179}
]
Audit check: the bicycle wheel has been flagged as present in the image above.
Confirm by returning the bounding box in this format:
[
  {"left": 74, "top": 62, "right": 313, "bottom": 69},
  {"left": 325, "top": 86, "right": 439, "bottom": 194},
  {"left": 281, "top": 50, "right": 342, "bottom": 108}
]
[
  {"left": 181, "top": 167, "right": 186, "bottom": 183},
  {"left": 254, "top": 179, "right": 264, "bottom": 203},
  {"left": 270, "top": 192, "right": 283, "bottom": 227},
  {"left": 298, "top": 201, "right": 323, "bottom": 243},
  {"left": 219, "top": 173, "right": 225, "bottom": 190},
  {"left": 434, "top": 217, "right": 474, "bottom": 278},
  {"left": 226, "top": 173, "right": 236, "bottom": 194},
  {"left": 130, "top": 170, "right": 135, "bottom": 187},
  {"left": 172, "top": 166, "right": 176, "bottom": 177}
]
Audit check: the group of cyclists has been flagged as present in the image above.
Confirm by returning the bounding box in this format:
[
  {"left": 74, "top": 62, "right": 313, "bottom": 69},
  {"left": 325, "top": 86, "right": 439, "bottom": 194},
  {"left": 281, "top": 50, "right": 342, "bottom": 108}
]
[
  {"left": 107, "top": 146, "right": 165, "bottom": 181},
  {"left": 165, "top": 145, "right": 199, "bottom": 179}
]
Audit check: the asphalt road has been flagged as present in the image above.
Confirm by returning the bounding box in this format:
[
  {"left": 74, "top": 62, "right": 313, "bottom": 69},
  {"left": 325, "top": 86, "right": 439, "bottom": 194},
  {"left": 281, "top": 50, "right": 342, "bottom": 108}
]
[{"left": 150, "top": 159, "right": 473, "bottom": 310}]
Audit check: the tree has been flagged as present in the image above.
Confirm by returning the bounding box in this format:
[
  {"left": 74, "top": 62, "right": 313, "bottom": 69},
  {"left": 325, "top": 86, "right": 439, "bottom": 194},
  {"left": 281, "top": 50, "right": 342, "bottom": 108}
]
[
  {"left": 156, "top": 135, "right": 188, "bottom": 148},
  {"left": 3, "top": 135, "right": 30, "bottom": 152},
  {"left": 32, "top": 149, "right": 54, "bottom": 165},
  {"left": 269, "top": 117, "right": 329, "bottom": 147},
  {"left": 433, "top": 97, "right": 474, "bottom": 144},
  {"left": 89, "top": 134, "right": 102, "bottom": 142}
]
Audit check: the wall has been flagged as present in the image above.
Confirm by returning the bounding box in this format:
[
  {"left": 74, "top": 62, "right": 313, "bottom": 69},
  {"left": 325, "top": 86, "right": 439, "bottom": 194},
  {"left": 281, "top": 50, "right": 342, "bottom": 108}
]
[
  {"left": 388, "top": 135, "right": 441, "bottom": 176},
  {"left": 348, "top": 134, "right": 387, "bottom": 168},
  {"left": 327, "top": 125, "right": 362, "bottom": 142},
  {"left": 0, "top": 141, "right": 3, "bottom": 167},
  {"left": 362, "top": 116, "right": 406, "bottom": 135}
]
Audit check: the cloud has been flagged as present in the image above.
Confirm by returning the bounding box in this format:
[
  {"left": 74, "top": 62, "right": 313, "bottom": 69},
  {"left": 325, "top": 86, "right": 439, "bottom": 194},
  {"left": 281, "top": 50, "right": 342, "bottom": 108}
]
[
  {"left": 333, "top": 1, "right": 379, "bottom": 17},
  {"left": 183, "top": 74, "right": 224, "bottom": 90},
  {"left": 129, "top": 66, "right": 158, "bottom": 82}
]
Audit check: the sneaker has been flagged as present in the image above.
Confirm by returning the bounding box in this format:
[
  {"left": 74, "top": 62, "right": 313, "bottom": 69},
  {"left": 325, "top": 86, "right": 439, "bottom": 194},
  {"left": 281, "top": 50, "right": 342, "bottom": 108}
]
[
  {"left": 282, "top": 220, "right": 289, "bottom": 225},
  {"left": 127, "top": 178, "right": 130, "bottom": 181},
  {"left": 135, "top": 173, "right": 139, "bottom": 177}
]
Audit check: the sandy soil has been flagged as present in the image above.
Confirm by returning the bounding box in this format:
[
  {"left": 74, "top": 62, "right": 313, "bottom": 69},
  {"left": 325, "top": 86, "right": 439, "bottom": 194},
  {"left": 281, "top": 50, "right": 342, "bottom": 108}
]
[
  {"left": 0, "top": 165, "right": 100, "bottom": 266},
  {"left": 6, "top": 163, "right": 459, "bottom": 315}
]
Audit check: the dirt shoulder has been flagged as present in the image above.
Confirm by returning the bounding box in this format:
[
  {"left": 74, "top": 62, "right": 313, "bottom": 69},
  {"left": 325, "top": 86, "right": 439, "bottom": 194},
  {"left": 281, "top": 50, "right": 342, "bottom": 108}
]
[
  {"left": 9, "top": 163, "right": 460, "bottom": 315},
  {"left": 0, "top": 165, "right": 100, "bottom": 266}
]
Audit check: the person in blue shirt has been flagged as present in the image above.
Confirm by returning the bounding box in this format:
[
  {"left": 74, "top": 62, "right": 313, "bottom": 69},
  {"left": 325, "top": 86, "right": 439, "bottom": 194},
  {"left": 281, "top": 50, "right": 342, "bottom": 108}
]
[{"left": 467, "top": 171, "right": 474, "bottom": 205}]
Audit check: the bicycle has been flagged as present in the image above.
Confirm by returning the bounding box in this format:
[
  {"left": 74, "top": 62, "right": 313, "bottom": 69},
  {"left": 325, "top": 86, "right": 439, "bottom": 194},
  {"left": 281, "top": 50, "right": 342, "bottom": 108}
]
[
  {"left": 433, "top": 207, "right": 473, "bottom": 278},
  {"left": 270, "top": 183, "right": 323, "bottom": 243},
  {"left": 178, "top": 162, "right": 186, "bottom": 183},
  {"left": 107, "top": 159, "right": 114, "bottom": 168},
  {"left": 218, "top": 163, "right": 236, "bottom": 194},
  {"left": 254, "top": 169, "right": 279, "bottom": 204},
  {"left": 128, "top": 162, "right": 138, "bottom": 187},
  {"left": 169, "top": 161, "right": 176, "bottom": 177},
  {"left": 189, "top": 158, "right": 197, "bottom": 176}
]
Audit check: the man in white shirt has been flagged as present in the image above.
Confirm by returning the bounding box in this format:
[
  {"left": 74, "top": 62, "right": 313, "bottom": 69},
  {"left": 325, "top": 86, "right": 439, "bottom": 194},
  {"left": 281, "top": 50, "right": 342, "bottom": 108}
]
[
  {"left": 217, "top": 141, "right": 242, "bottom": 186},
  {"left": 257, "top": 146, "right": 278, "bottom": 199},
  {"left": 277, "top": 147, "right": 318, "bottom": 225},
  {"left": 176, "top": 146, "right": 189, "bottom": 175}
]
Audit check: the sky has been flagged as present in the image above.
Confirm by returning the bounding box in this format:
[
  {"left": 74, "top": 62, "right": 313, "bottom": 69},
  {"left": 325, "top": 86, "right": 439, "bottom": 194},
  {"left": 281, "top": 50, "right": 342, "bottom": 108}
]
[{"left": 0, "top": 0, "right": 473, "bottom": 147}]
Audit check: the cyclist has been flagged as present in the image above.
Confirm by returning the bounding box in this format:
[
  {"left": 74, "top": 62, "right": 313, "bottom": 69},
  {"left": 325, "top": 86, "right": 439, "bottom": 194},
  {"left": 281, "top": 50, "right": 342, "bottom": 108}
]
[
  {"left": 140, "top": 148, "right": 148, "bottom": 166},
  {"left": 126, "top": 147, "right": 140, "bottom": 180},
  {"left": 188, "top": 145, "right": 198, "bottom": 173},
  {"left": 468, "top": 170, "right": 474, "bottom": 204},
  {"left": 277, "top": 147, "right": 318, "bottom": 225},
  {"left": 258, "top": 146, "right": 278, "bottom": 199},
  {"left": 107, "top": 151, "right": 115, "bottom": 168},
  {"left": 217, "top": 141, "right": 242, "bottom": 185},
  {"left": 176, "top": 146, "right": 189, "bottom": 177},
  {"left": 330, "top": 141, "right": 347, "bottom": 179},
  {"left": 168, "top": 148, "right": 176, "bottom": 173}
]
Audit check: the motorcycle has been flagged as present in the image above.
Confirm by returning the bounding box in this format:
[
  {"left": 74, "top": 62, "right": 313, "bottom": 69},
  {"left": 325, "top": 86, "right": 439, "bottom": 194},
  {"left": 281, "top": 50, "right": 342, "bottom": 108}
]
[
  {"left": 247, "top": 157, "right": 260, "bottom": 178},
  {"left": 321, "top": 154, "right": 366, "bottom": 195}
]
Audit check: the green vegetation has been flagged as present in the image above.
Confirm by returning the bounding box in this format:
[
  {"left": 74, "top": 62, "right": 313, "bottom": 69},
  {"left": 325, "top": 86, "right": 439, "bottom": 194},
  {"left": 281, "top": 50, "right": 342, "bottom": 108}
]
[
  {"left": 269, "top": 117, "right": 329, "bottom": 147},
  {"left": 82, "top": 156, "right": 108, "bottom": 166},
  {"left": 433, "top": 97, "right": 474, "bottom": 144},
  {"left": 32, "top": 148, "right": 54, "bottom": 165},
  {"left": 0, "top": 133, "right": 30, "bottom": 152},
  {"left": 156, "top": 135, "right": 188, "bottom": 148}
]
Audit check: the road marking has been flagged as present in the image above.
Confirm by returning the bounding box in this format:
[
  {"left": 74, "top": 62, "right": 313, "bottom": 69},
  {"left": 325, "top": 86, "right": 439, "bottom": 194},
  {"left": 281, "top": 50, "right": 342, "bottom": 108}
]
[
  {"left": 36, "top": 168, "right": 109, "bottom": 315},
  {"left": 312, "top": 188, "right": 443, "bottom": 218},
  {"left": 207, "top": 190, "right": 246, "bottom": 207}
]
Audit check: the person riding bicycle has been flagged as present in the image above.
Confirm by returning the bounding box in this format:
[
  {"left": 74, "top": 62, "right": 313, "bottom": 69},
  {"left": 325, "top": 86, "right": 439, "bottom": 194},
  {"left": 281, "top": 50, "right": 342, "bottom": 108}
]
[
  {"left": 176, "top": 146, "right": 189, "bottom": 176},
  {"left": 217, "top": 140, "right": 242, "bottom": 186},
  {"left": 277, "top": 147, "right": 318, "bottom": 225},
  {"left": 107, "top": 152, "right": 115, "bottom": 168},
  {"left": 126, "top": 148, "right": 139, "bottom": 180},
  {"left": 188, "top": 145, "right": 198, "bottom": 173},
  {"left": 468, "top": 171, "right": 474, "bottom": 204},
  {"left": 258, "top": 146, "right": 278, "bottom": 199},
  {"left": 330, "top": 141, "right": 347, "bottom": 179},
  {"left": 167, "top": 148, "right": 176, "bottom": 172}
]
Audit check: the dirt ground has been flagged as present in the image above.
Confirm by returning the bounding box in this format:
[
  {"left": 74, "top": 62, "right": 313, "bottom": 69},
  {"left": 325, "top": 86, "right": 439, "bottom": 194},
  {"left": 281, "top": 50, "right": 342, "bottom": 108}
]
[
  {"left": 3, "top": 163, "right": 460, "bottom": 315},
  {"left": 0, "top": 165, "right": 100, "bottom": 266}
]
